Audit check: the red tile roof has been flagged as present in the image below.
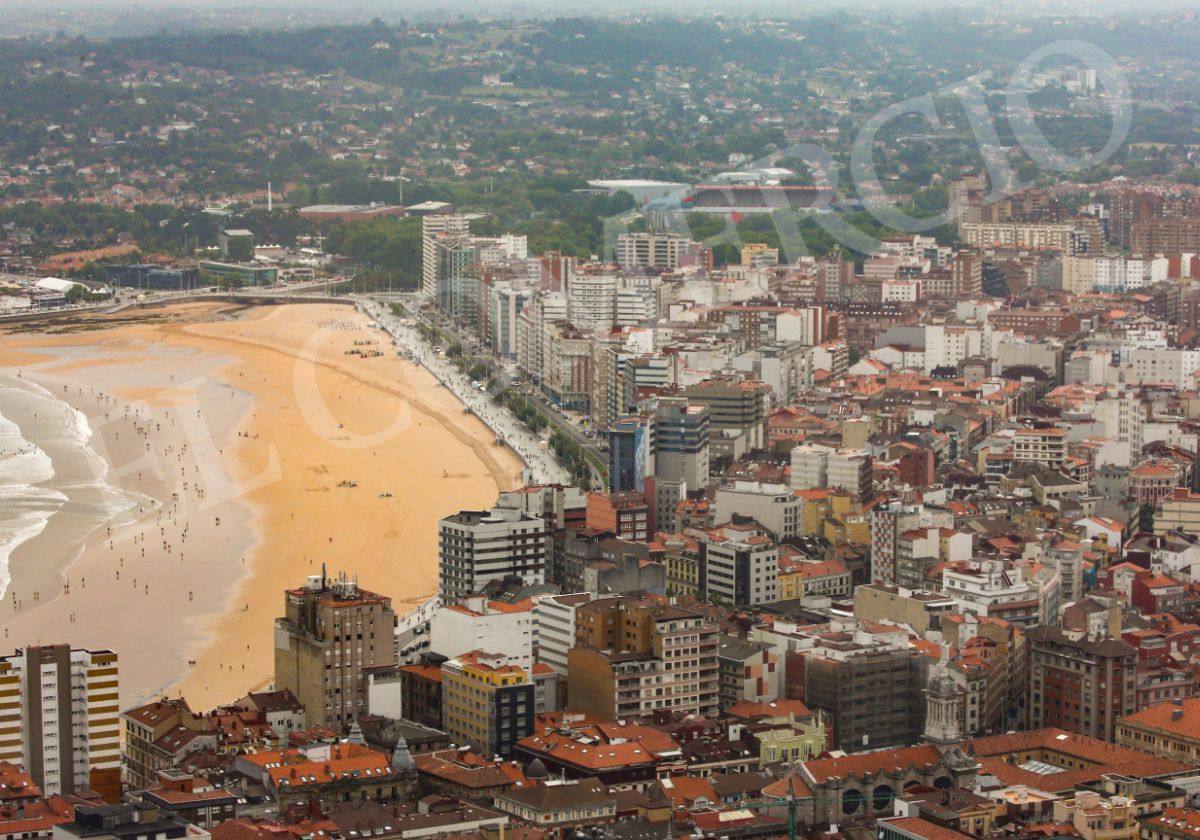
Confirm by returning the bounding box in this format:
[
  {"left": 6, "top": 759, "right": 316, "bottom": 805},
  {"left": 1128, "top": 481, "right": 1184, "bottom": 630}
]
[
  {"left": 725, "top": 699, "right": 813, "bottom": 721},
  {"left": 1120, "top": 698, "right": 1200, "bottom": 740},
  {"left": 799, "top": 744, "right": 943, "bottom": 785},
  {"left": 881, "top": 817, "right": 974, "bottom": 840},
  {"left": 242, "top": 744, "right": 397, "bottom": 790}
]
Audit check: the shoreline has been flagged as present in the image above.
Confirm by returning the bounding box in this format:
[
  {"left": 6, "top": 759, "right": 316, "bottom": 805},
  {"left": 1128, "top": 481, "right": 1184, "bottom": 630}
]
[
  {"left": 0, "top": 302, "right": 524, "bottom": 710},
  {"left": 0, "top": 329, "right": 258, "bottom": 708}
]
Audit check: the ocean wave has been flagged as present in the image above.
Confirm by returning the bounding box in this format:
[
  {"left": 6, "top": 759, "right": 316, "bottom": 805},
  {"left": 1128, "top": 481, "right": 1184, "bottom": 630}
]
[
  {"left": 0, "top": 379, "right": 154, "bottom": 600},
  {"left": 22, "top": 379, "right": 156, "bottom": 525},
  {"left": 0, "top": 407, "right": 66, "bottom": 599}
]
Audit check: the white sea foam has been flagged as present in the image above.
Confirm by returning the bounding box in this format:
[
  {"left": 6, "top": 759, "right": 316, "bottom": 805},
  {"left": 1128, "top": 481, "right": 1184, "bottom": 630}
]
[
  {"left": 0, "top": 403, "right": 67, "bottom": 599},
  {"left": 0, "top": 379, "right": 152, "bottom": 600}
]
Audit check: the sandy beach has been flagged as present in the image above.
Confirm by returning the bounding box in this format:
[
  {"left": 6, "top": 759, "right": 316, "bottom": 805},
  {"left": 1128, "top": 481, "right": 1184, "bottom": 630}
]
[{"left": 0, "top": 301, "right": 523, "bottom": 710}]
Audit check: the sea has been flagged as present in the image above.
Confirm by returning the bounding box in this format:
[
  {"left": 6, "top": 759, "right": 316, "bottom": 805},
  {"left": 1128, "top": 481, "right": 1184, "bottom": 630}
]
[{"left": 0, "top": 376, "right": 148, "bottom": 600}]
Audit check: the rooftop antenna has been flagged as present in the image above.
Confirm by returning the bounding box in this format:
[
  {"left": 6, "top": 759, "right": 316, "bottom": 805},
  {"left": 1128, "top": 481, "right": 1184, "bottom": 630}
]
[{"left": 321, "top": 562, "right": 327, "bottom": 589}]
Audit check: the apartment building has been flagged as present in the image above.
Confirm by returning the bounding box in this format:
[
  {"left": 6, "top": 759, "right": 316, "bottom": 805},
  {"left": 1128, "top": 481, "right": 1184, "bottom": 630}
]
[
  {"left": 742, "top": 242, "right": 780, "bottom": 268},
  {"left": 566, "top": 269, "right": 617, "bottom": 332},
  {"left": 420, "top": 213, "right": 469, "bottom": 300},
  {"left": 616, "top": 286, "right": 658, "bottom": 326},
  {"left": 1026, "top": 625, "right": 1136, "bottom": 741},
  {"left": 1132, "top": 218, "right": 1200, "bottom": 257},
  {"left": 827, "top": 449, "right": 874, "bottom": 500},
  {"left": 532, "top": 593, "right": 593, "bottom": 676},
  {"left": 653, "top": 399, "right": 710, "bottom": 489},
  {"left": 608, "top": 413, "right": 655, "bottom": 493},
  {"left": 1013, "top": 427, "right": 1069, "bottom": 471},
  {"left": 615, "top": 232, "right": 697, "bottom": 270},
  {"left": 441, "top": 651, "right": 534, "bottom": 758},
  {"left": 0, "top": 646, "right": 119, "bottom": 801},
  {"left": 273, "top": 572, "right": 398, "bottom": 730},
  {"left": 790, "top": 444, "right": 831, "bottom": 492},
  {"left": 869, "top": 501, "right": 954, "bottom": 585},
  {"left": 788, "top": 445, "right": 872, "bottom": 500},
  {"left": 429, "top": 595, "right": 537, "bottom": 672},
  {"left": 1129, "top": 347, "right": 1200, "bottom": 390},
  {"left": 438, "top": 507, "right": 547, "bottom": 600},
  {"left": 961, "top": 221, "right": 1085, "bottom": 254},
  {"left": 567, "top": 597, "right": 719, "bottom": 719},
  {"left": 584, "top": 491, "right": 650, "bottom": 541},
  {"left": 893, "top": 527, "right": 941, "bottom": 592},
  {"left": 734, "top": 341, "right": 812, "bottom": 407},
  {"left": 1116, "top": 697, "right": 1200, "bottom": 763},
  {"left": 989, "top": 308, "right": 1082, "bottom": 337},
  {"left": 1109, "top": 190, "right": 1165, "bottom": 248},
  {"left": 717, "top": 637, "right": 779, "bottom": 713},
  {"left": 786, "top": 624, "right": 924, "bottom": 752},
  {"left": 540, "top": 322, "right": 593, "bottom": 411},
  {"left": 1155, "top": 488, "right": 1200, "bottom": 536},
  {"left": 398, "top": 663, "right": 443, "bottom": 731},
  {"left": 923, "top": 324, "right": 983, "bottom": 373},
  {"left": 488, "top": 283, "right": 532, "bottom": 358},
  {"left": 700, "top": 521, "right": 780, "bottom": 607},
  {"left": 1051, "top": 792, "right": 1137, "bottom": 840},
  {"left": 941, "top": 560, "right": 1058, "bottom": 627},
  {"left": 682, "top": 377, "right": 767, "bottom": 451},
  {"left": 712, "top": 481, "right": 803, "bottom": 539},
  {"left": 515, "top": 293, "right": 569, "bottom": 389}
]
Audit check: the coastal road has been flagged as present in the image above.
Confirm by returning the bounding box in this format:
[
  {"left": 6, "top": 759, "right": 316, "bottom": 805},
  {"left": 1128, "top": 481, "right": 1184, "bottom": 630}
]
[
  {"left": 386, "top": 294, "right": 608, "bottom": 489},
  {"left": 356, "top": 297, "right": 571, "bottom": 487}
]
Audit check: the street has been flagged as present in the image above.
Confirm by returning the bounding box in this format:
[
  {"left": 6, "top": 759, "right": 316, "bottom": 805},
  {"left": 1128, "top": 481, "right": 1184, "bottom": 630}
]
[
  {"left": 356, "top": 296, "right": 572, "bottom": 487},
  {"left": 384, "top": 295, "right": 608, "bottom": 489}
]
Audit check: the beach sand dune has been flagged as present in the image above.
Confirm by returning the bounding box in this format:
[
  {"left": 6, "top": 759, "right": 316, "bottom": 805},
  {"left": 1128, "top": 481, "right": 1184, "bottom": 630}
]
[{"left": 0, "top": 302, "right": 522, "bottom": 709}]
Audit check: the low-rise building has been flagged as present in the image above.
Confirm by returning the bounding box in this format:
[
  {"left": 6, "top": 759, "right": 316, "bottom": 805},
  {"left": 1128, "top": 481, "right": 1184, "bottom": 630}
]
[
  {"left": 233, "top": 742, "right": 414, "bottom": 808},
  {"left": 493, "top": 777, "right": 616, "bottom": 829},
  {"left": 1053, "top": 790, "right": 1138, "bottom": 840},
  {"left": 53, "top": 804, "right": 204, "bottom": 840},
  {"left": 1116, "top": 698, "right": 1200, "bottom": 763}
]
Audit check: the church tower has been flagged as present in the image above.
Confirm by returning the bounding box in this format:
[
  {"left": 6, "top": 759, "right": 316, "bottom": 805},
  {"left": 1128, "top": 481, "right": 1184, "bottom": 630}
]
[{"left": 923, "top": 650, "right": 962, "bottom": 749}]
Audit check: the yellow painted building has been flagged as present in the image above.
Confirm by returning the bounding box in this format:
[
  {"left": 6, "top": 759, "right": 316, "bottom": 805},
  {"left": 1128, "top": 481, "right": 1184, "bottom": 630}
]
[{"left": 442, "top": 650, "right": 534, "bottom": 757}]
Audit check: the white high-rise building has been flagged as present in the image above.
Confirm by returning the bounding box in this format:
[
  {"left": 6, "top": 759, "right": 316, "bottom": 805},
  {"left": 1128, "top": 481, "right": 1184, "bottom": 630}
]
[
  {"left": 923, "top": 324, "right": 983, "bottom": 373},
  {"left": 488, "top": 283, "right": 532, "bottom": 359},
  {"left": 615, "top": 232, "right": 696, "bottom": 270},
  {"left": 0, "top": 646, "right": 120, "bottom": 799},
  {"left": 790, "top": 444, "right": 831, "bottom": 490},
  {"left": 533, "top": 593, "right": 593, "bottom": 675},
  {"left": 1128, "top": 347, "right": 1200, "bottom": 390},
  {"left": 712, "top": 481, "right": 803, "bottom": 539},
  {"left": 701, "top": 522, "right": 779, "bottom": 607},
  {"left": 438, "top": 507, "right": 547, "bottom": 600},
  {"left": 420, "top": 214, "right": 469, "bottom": 299},
  {"left": 566, "top": 270, "right": 617, "bottom": 332}
]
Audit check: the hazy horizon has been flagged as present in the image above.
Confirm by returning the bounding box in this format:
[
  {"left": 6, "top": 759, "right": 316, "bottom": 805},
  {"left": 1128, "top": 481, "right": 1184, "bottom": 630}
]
[{"left": 3, "top": 0, "right": 1199, "bottom": 41}]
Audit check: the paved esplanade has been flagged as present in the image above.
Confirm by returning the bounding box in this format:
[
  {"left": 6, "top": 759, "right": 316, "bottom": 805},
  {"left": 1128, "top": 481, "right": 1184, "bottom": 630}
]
[{"left": 357, "top": 297, "right": 571, "bottom": 486}]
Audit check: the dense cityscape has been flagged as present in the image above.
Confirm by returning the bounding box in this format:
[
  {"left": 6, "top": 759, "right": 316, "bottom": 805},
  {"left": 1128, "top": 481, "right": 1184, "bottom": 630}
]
[{"left": 3, "top": 5, "right": 1200, "bottom": 840}]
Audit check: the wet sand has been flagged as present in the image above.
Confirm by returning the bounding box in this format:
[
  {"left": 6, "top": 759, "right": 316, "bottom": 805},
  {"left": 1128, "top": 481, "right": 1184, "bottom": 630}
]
[{"left": 0, "top": 302, "right": 523, "bottom": 709}]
